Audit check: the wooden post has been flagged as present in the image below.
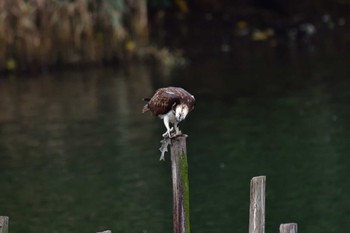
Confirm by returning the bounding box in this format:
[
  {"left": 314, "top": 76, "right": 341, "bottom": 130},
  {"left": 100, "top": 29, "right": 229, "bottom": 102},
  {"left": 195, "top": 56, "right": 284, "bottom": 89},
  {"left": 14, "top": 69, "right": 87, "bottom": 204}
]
[
  {"left": 249, "top": 176, "right": 266, "bottom": 233},
  {"left": 280, "top": 223, "right": 297, "bottom": 233},
  {"left": 0, "top": 216, "right": 9, "bottom": 233},
  {"left": 170, "top": 135, "right": 190, "bottom": 233}
]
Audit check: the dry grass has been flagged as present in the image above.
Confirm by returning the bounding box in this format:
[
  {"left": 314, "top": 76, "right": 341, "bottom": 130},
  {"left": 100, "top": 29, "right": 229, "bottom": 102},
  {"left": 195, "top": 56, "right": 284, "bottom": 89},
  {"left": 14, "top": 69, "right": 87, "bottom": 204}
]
[{"left": 0, "top": 0, "right": 133, "bottom": 71}]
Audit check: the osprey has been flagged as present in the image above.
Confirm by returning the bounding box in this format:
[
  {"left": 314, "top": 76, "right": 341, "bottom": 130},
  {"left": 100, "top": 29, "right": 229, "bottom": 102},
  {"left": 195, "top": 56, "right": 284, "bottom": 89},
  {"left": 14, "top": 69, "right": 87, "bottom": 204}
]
[{"left": 142, "top": 87, "right": 195, "bottom": 138}]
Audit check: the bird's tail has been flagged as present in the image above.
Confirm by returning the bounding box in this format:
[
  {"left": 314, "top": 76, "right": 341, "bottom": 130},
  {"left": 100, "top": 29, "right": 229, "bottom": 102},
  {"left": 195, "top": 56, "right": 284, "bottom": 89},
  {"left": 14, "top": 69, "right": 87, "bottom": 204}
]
[
  {"left": 142, "top": 98, "right": 151, "bottom": 113},
  {"left": 142, "top": 104, "right": 150, "bottom": 113}
]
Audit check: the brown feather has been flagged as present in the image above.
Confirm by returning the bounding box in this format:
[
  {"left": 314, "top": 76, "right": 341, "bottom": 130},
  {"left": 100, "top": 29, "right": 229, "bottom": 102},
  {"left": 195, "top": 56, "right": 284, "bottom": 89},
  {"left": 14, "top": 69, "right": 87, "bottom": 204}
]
[
  {"left": 142, "top": 104, "right": 150, "bottom": 113},
  {"left": 142, "top": 98, "right": 151, "bottom": 113},
  {"left": 142, "top": 87, "right": 195, "bottom": 116}
]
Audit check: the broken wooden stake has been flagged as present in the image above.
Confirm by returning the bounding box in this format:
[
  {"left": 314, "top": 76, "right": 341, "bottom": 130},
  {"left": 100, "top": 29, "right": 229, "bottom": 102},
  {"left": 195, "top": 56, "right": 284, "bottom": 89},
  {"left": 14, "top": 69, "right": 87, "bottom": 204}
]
[
  {"left": 280, "top": 223, "right": 298, "bottom": 233},
  {"left": 249, "top": 176, "right": 266, "bottom": 233}
]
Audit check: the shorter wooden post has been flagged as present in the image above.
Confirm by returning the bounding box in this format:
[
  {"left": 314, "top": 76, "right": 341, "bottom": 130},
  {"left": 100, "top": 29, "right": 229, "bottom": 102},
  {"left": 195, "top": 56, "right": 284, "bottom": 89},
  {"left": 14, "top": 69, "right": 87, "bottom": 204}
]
[
  {"left": 280, "top": 223, "right": 297, "bottom": 233},
  {"left": 249, "top": 176, "right": 266, "bottom": 233},
  {"left": 0, "top": 216, "right": 9, "bottom": 233}
]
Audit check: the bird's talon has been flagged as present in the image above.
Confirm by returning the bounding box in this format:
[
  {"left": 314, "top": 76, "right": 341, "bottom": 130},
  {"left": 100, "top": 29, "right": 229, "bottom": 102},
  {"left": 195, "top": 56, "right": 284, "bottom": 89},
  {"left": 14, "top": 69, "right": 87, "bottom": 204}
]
[{"left": 163, "top": 127, "right": 178, "bottom": 139}]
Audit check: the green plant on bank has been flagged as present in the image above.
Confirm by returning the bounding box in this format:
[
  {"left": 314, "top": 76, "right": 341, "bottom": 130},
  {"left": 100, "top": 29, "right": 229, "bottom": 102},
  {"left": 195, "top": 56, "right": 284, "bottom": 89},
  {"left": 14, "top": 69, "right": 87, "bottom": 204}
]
[{"left": 0, "top": 0, "right": 145, "bottom": 72}]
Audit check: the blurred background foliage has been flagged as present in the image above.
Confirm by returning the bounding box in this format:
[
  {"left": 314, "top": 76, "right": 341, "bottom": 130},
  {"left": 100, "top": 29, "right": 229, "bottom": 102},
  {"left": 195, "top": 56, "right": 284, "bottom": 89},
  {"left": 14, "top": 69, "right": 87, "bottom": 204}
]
[
  {"left": 0, "top": 0, "right": 148, "bottom": 72},
  {"left": 1, "top": 0, "right": 349, "bottom": 72}
]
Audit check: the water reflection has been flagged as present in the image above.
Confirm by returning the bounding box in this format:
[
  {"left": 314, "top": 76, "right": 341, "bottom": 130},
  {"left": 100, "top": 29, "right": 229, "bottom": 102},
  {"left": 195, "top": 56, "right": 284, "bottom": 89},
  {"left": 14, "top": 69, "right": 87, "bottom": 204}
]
[
  {"left": 0, "top": 65, "right": 173, "bottom": 233},
  {"left": 1, "top": 51, "right": 350, "bottom": 233}
]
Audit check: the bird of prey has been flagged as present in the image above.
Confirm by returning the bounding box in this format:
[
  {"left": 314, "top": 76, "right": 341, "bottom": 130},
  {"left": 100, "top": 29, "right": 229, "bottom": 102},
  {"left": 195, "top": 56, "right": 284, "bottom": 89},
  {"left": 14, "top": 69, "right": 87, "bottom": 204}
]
[{"left": 142, "top": 87, "right": 195, "bottom": 138}]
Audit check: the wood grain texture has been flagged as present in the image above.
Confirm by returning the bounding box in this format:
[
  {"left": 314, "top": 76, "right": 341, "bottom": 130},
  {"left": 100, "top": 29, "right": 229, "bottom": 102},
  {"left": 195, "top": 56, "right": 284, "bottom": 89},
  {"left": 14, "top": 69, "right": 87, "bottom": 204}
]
[
  {"left": 280, "top": 223, "right": 298, "bottom": 233},
  {"left": 249, "top": 176, "right": 266, "bottom": 233},
  {"left": 0, "top": 216, "right": 9, "bottom": 233},
  {"left": 170, "top": 135, "right": 190, "bottom": 233}
]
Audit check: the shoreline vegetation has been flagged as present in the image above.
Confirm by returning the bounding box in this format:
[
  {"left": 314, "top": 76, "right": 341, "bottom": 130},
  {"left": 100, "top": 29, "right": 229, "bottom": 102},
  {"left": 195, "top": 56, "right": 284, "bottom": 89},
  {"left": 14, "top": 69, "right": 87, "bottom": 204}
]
[
  {"left": 0, "top": 0, "right": 149, "bottom": 73},
  {"left": 1, "top": 0, "right": 349, "bottom": 73}
]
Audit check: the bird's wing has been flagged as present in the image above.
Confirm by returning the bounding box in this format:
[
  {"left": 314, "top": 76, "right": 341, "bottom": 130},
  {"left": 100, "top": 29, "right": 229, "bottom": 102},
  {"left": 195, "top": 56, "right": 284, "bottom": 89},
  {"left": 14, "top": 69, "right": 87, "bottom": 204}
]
[
  {"left": 148, "top": 88, "right": 180, "bottom": 115},
  {"left": 172, "top": 87, "right": 196, "bottom": 111}
]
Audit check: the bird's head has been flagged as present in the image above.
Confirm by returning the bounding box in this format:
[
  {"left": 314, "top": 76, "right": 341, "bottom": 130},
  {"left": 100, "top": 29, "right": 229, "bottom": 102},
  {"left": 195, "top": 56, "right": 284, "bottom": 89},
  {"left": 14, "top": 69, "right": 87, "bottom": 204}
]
[{"left": 174, "top": 104, "right": 189, "bottom": 122}]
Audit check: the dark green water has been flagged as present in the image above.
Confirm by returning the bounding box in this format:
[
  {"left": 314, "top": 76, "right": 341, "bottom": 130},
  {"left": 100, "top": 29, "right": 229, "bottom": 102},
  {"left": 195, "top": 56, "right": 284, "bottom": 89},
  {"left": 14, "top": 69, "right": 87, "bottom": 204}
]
[{"left": 1, "top": 49, "right": 350, "bottom": 233}]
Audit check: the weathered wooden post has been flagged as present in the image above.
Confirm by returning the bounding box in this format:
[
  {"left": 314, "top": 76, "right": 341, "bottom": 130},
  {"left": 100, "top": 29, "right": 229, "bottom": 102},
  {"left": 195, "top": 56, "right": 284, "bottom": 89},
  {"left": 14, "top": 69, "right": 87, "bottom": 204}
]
[
  {"left": 170, "top": 135, "right": 190, "bottom": 233},
  {"left": 249, "top": 176, "right": 266, "bottom": 233},
  {"left": 280, "top": 223, "right": 298, "bottom": 233},
  {"left": 0, "top": 216, "right": 9, "bottom": 233}
]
